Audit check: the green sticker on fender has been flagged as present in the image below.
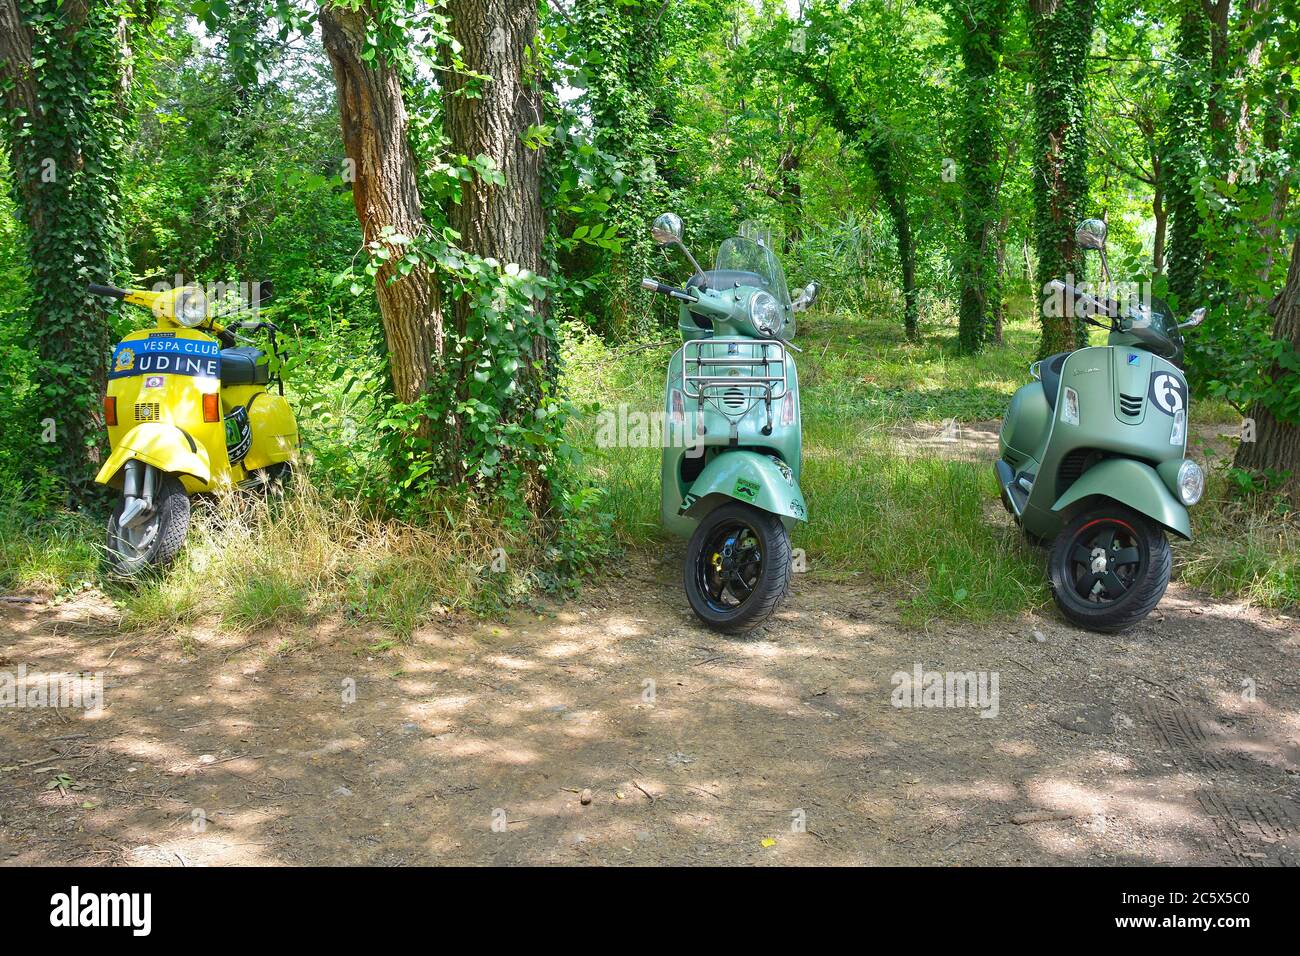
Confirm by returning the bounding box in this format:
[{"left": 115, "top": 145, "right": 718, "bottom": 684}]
[{"left": 733, "top": 478, "right": 759, "bottom": 501}]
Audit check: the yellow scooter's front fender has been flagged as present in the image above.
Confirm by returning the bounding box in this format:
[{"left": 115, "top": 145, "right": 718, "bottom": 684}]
[{"left": 95, "top": 422, "right": 212, "bottom": 488}]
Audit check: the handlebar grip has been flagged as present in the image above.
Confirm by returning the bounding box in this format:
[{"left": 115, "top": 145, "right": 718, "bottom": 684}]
[
  {"left": 641, "top": 277, "right": 696, "bottom": 301},
  {"left": 1048, "top": 279, "right": 1118, "bottom": 318},
  {"left": 87, "top": 283, "right": 127, "bottom": 299}
]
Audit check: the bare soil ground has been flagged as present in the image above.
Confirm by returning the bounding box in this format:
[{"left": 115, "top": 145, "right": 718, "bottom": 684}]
[
  {"left": 2, "top": 419, "right": 1293, "bottom": 867},
  {"left": 2, "top": 555, "right": 1297, "bottom": 866}
]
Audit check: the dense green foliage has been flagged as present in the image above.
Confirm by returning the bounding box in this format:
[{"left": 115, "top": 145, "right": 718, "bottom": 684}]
[{"left": 0, "top": 0, "right": 1297, "bottom": 624}]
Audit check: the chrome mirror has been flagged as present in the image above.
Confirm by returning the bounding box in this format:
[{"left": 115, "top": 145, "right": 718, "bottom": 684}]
[
  {"left": 792, "top": 280, "right": 821, "bottom": 313},
  {"left": 1075, "top": 218, "right": 1108, "bottom": 251},
  {"left": 651, "top": 213, "right": 684, "bottom": 246},
  {"left": 1179, "top": 306, "right": 1207, "bottom": 330}
]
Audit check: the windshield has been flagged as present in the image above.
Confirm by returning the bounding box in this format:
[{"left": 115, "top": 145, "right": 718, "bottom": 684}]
[{"left": 713, "top": 237, "right": 790, "bottom": 305}]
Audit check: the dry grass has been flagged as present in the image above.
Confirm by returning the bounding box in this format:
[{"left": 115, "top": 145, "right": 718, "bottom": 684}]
[{"left": 116, "top": 475, "right": 543, "bottom": 637}]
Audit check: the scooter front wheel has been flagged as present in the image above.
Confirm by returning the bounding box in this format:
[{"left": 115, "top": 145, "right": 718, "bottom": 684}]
[
  {"left": 1048, "top": 506, "right": 1171, "bottom": 633},
  {"left": 106, "top": 473, "right": 191, "bottom": 577},
  {"left": 684, "top": 502, "right": 791, "bottom": 634}
]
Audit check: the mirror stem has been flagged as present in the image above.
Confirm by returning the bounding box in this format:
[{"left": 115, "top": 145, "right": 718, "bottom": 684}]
[{"left": 673, "top": 241, "right": 706, "bottom": 283}]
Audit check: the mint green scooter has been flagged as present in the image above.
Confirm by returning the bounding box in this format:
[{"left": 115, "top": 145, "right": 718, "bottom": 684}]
[
  {"left": 996, "top": 218, "right": 1207, "bottom": 633},
  {"left": 642, "top": 214, "right": 818, "bottom": 633}
]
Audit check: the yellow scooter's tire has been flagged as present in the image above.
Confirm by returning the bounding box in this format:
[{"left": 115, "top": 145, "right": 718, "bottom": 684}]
[{"left": 106, "top": 474, "right": 191, "bottom": 577}]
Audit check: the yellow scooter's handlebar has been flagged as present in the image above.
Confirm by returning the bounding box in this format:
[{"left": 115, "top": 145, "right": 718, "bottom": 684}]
[{"left": 87, "top": 281, "right": 273, "bottom": 337}]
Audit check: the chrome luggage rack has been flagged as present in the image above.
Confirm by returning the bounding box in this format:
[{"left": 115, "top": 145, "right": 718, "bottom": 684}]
[{"left": 681, "top": 337, "right": 789, "bottom": 434}]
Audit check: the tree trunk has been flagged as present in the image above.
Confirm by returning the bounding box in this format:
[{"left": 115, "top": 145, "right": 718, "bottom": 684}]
[
  {"left": 1152, "top": 181, "right": 1166, "bottom": 275},
  {"left": 862, "top": 131, "right": 919, "bottom": 340},
  {"left": 319, "top": 2, "right": 442, "bottom": 431},
  {"left": 574, "top": 0, "right": 666, "bottom": 337},
  {"left": 443, "top": 0, "right": 550, "bottom": 502},
  {"left": 1164, "top": 0, "right": 1210, "bottom": 304},
  {"left": 1255, "top": 94, "right": 1290, "bottom": 286},
  {"left": 993, "top": 211, "right": 1009, "bottom": 343},
  {"left": 952, "top": 0, "right": 1009, "bottom": 353},
  {"left": 1028, "top": 0, "right": 1097, "bottom": 357},
  {"left": 1234, "top": 235, "right": 1300, "bottom": 503},
  {"left": 0, "top": 0, "right": 131, "bottom": 501}
]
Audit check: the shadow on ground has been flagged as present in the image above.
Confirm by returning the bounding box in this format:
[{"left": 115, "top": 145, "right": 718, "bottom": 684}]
[{"left": 1, "top": 556, "right": 1296, "bottom": 866}]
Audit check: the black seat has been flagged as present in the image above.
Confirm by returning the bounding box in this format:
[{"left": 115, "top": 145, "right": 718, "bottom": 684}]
[
  {"left": 1040, "top": 352, "right": 1069, "bottom": 410},
  {"left": 220, "top": 346, "right": 269, "bottom": 386}
]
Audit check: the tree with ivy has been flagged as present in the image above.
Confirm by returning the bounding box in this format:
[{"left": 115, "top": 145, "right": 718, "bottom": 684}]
[
  {"left": 1027, "top": 0, "right": 1097, "bottom": 356},
  {"left": 0, "top": 0, "right": 140, "bottom": 500},
  {"left": 568, "top": 0, "right": 673, "bottom": 337},
  {"left": 317, "top": 0, "right": 444, "bottom": 445},
  {"left": 794, "top": 0, "right": 936, "bottom": 340},
  {"left": 948, "top": 0, "right": 1011, "bottom": 353},
  {"left": 1161, "top": 0, "right": 1210, "bottom": 305}
]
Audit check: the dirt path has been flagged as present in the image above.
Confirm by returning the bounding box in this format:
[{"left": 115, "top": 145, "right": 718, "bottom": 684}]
[{"left": 2, "top": 554, "right": 1297, "bottom": 866}]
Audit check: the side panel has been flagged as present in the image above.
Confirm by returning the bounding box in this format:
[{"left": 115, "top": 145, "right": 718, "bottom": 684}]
[
  {"left": 999, "top": 382, "right": 1051, "bottom": 467},
  {"left": 1020, "top": 346, "right": 1189, "bottom": 539},
  {"left": 1051, "top": 457, "right": 1192, "bottom": 540},
  {"left": 239, "top": 390, "right": 299, "bottom": 470}
]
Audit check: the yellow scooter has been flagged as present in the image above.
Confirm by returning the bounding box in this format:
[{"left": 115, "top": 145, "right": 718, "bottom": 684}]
[{"left": 88, "top": 281, "right": 299, "bottom": 575}]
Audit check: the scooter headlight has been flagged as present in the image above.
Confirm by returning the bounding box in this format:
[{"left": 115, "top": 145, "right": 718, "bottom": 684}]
[
  {"left": 1176, "top": 459, "right": 1204, "bottom": 505},
  {"left": 175, "top": 289, "right": 208, "bottom": 327},
  {"left": 749, "top": 292, "right": 781, "bottom": 337}
]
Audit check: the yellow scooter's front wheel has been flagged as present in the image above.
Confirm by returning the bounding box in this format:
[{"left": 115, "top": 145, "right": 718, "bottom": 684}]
[{"left": 106, "top": 473, "right": 191, "bottom": 577}]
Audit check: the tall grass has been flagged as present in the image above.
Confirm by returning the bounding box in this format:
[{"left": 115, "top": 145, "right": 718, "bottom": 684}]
[
  {"left": 0, "top": 495, "right": 100, "bottom": 594},
  {"left": 114, "top": 478, "right": 543, "bottom": 637},
  {"left": 561, "top": 305, "right": 1295, "bottom": 620},
  {"left": 1179, "top": 473, "right": 1300, "bottom": 608}
]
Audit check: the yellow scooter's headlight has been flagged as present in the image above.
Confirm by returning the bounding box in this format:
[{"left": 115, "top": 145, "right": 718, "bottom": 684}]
[{"left": 175, "top": 289, "right": 209, "bottom": 327}]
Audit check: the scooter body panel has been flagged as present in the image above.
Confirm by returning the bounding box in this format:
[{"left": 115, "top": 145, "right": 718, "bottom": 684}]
[
  {"left": 999, "top": 345, "right": 1192, "bottom": 541},
  {"left": 226, "top": 386, "right": 298, "bottom": 471},
  {"left": 100, "top": 326, "right": 299, "bottom": 493},
  {"left": 1052, "top": 457, "right": 1191, "bottom": 539},
  {"left": 674, "top": 450, "right": 806, "bottom": 534},
  {"left": 999, "top": 382, "right": 1052, "bottom": 468},
  {"left": 661, "top": 342, "right": 803, "bottom": 538},
  {"left": 100, "top": 327, "right": 228, "bottom": 492}
]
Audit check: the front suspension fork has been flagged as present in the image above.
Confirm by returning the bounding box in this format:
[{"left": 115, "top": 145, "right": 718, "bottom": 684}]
[{"left": 119, "top": 459, "right": 158, "bottom": 529}]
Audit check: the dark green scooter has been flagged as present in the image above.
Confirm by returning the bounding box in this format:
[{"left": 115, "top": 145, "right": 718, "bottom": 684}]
[
  {"left": 642, "top": 214, "right": 818, "bottom": 633},
  {"left": 996, "top": 219, "right": 1207, "bottom": 632}
]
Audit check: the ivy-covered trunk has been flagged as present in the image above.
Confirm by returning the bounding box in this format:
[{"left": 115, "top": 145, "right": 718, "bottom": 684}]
[
  {"left": 573, "top": 0, "right": 668, "bottom": 338},
  {"left": 0, "top": 0, "right": 132, "bottom": 501},
  {"left": 1027, "top": 0, "right": 1096, "bottom": 357},
  {"left": 443, "top": 0, "right": 554, "bottom": 506},
  {"left": 861, "top": 131, "right": 919, "bottom": 341},
  {"left": 1162, "top": 0, "right": 1210, "bottom": 305},
  {"left": 951, "top": 0, "right": 1009, "bottom": 353}
]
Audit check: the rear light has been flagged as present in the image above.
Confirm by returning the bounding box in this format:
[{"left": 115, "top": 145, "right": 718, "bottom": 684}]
[
  {"left": 669, "top": 388, "right": 685, "bottom": 428},
  {"left": 203, "top": 393, "right": 220, "bottom": 423},
  {"left": 780, "top": 391, "right": 796, "bottom": 426},
  {"left": 103, "top": 396, "right": 117, "bottom": 427}
]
